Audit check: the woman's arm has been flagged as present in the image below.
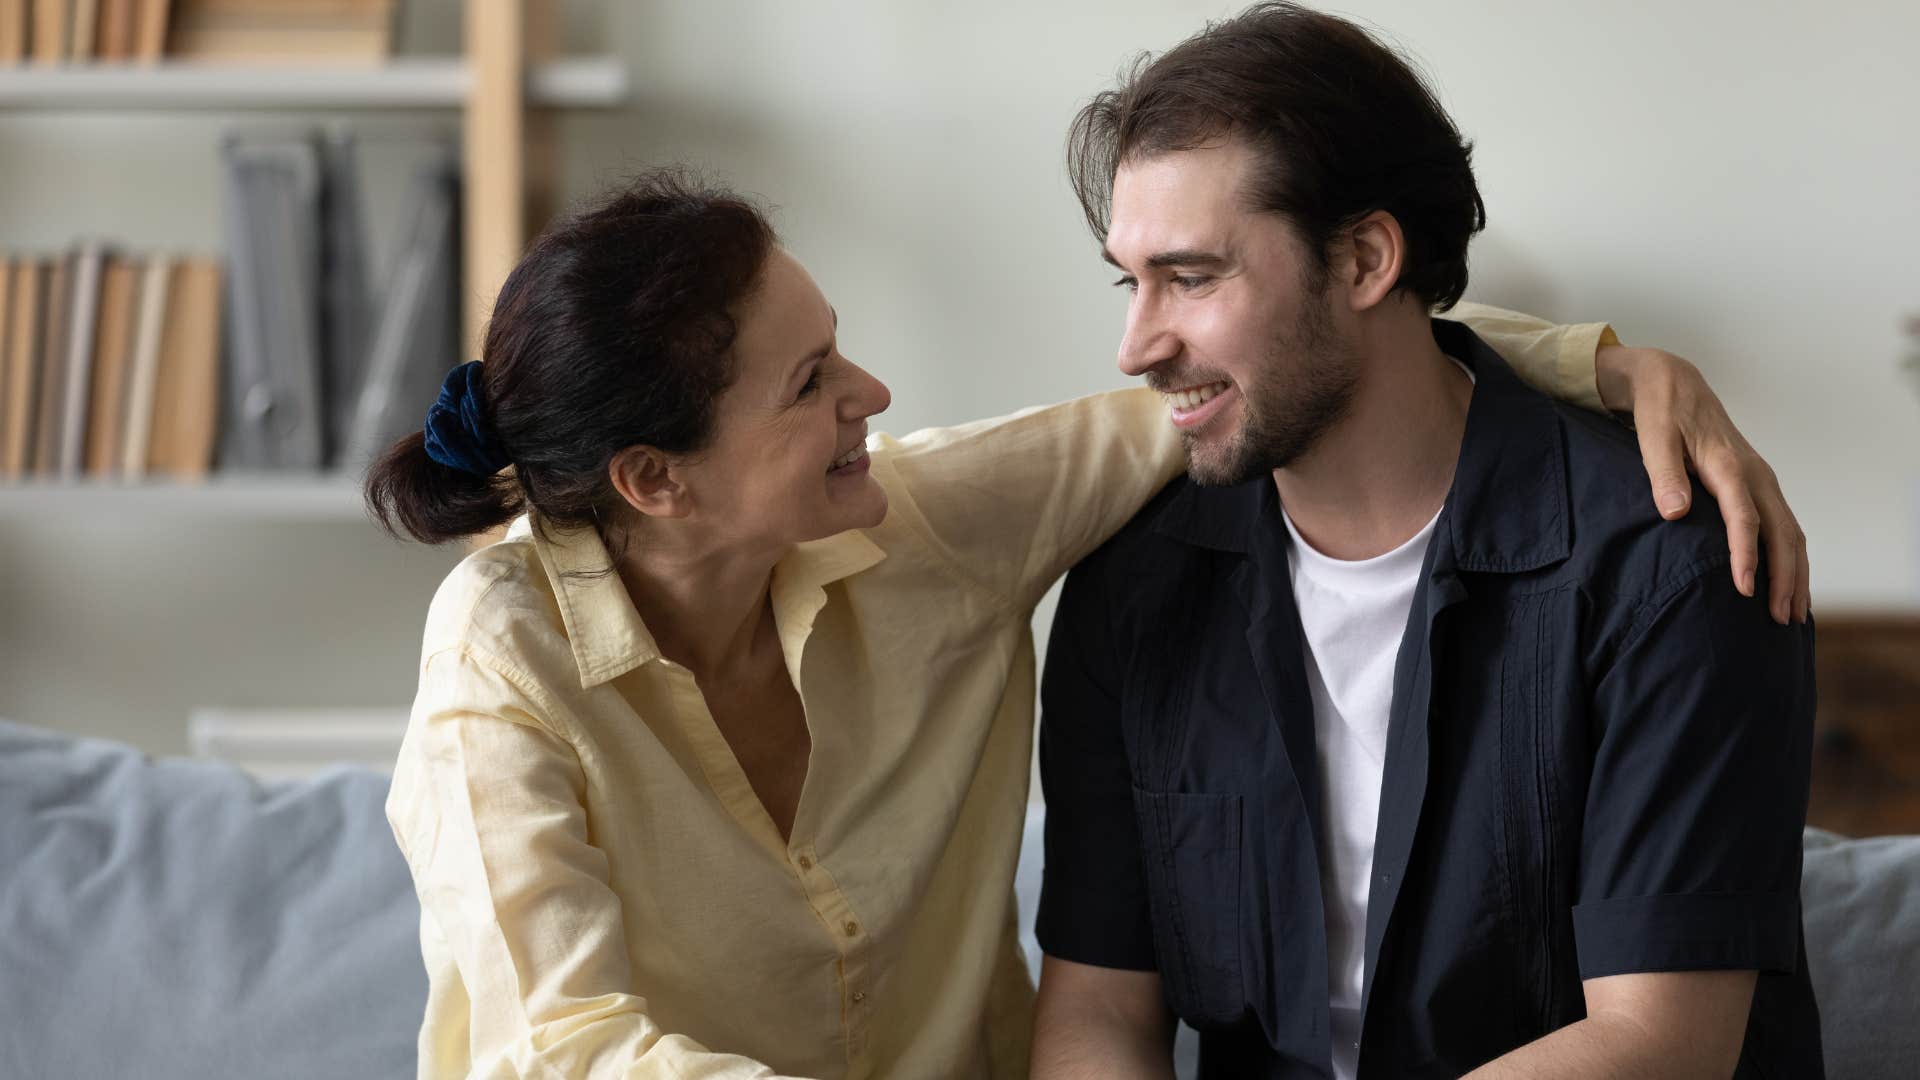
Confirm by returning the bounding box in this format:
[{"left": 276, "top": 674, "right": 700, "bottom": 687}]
[
  {"left": 872, "top": 386, "right": 1185, "bottom": 614},
  {"left": 878, "top": 306, "right": 1808, "bottom": 622},
  {"left": 386, "top": 648, "right": 811, "bottom": 1080}
]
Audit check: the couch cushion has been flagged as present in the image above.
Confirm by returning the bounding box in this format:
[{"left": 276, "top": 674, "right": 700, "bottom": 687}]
[
  {"left": 0, "top": 720, "right": 424, "bottom": 1080},
  {"left": 1801, "top": 826, "right": 1920, "bottom": 1079}
]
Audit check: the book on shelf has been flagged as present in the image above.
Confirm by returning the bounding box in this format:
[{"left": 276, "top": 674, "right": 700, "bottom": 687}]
[
  {"left": 145, "top": 257, "right": 223, "bottom": 478},
  {"left": 55, "top": 239, "right": 104, "bottom": 478},
  {"left": 0, "top": 0, "right": 25, "bottom": 65},
  {"left": 0, "top": 0, "right": 424, "bottom": 69},
  {"left": 0, "top": 256, "right": 13, "bottom": 467},
  {"left": 169, "top": 0, "right": 396, "bottom": 64},
  {"left": 119, "top": 252, "right": 169, "bottom": 476},
  {"left": 32, "top": 252, "right": 68, "bottom": 473},
  {"left": 2, "top": 259, "right": 42, "bottom": 477},
  {"left": 84, "top": 254, "right": 139, "bottom": 473},
  {"left": 68, "top": 0, "right": 96, "bottom": 61},
  {"left": 131, "top": 0, "right": 168, "bottom": 62},
  {"left": 28, "top": 0, "right": 63, "bottom": 64},
  {"left": 94, "top": 0, "right": 133, "bottom": 60}
]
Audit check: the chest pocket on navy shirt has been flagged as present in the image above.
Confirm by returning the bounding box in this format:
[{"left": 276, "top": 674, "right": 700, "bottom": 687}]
[{"left": 1131, "top": 787, "right": 1246, "bottom": 1027}]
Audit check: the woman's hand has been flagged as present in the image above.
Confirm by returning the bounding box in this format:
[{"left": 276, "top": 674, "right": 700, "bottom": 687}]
[{"left": 1596, "top": 344, "right": 1811, "bottom": 625}]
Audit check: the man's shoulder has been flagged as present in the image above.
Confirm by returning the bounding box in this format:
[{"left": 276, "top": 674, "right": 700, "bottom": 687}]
[
  {"left": 1549, "top": 400, "right": 1741, "bottom": 613},
  {"left": 1069, "top": 473, "right": 1208, "bottom": 579}
]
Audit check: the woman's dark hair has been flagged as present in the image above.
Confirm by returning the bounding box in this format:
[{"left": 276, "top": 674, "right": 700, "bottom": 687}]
[
  {"left": 365, "top": 168, "right": 778, "bottom": 545},
  {"left": 1066, "top": 1, "right": 1485, "bottom": 310}
]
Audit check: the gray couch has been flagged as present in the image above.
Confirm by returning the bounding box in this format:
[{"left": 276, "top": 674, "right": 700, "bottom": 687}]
[{"left": 3, "top": 719, "right": 1914, "bottom": 1078}]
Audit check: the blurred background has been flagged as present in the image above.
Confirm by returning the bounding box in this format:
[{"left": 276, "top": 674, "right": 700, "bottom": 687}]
[{"left": 1, "top": 0, "right": 1916, "bottom": 830}]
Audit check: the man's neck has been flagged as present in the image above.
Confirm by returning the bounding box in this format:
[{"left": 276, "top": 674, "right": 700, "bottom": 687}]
[{"left": 1274, "top": 314, "right": 1472, "bottom": 561}]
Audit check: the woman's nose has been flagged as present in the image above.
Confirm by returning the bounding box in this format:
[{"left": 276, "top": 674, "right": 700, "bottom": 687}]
[{"left": 842, "top": 359, "right": 890, "bottom": 420}]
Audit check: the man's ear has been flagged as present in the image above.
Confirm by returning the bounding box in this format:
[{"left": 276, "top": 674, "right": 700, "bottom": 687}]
[
  {"left": 1342, "top": 210, "right": 1406, "bottom": 313},
  {"left": 608, "top": 445, "right": 691, "bottom": 520}
]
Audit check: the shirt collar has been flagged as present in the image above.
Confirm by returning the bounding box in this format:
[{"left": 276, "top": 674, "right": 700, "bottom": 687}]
[
  {"left": 1150, "top": 319, "right": 1571, "bottom": 575},
  {"left": 525, "top": 514, "right": 887, "bottom": 690}
]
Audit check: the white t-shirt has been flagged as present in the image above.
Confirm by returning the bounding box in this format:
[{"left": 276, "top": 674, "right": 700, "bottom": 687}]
[{"left": 1281, "top": 504, "right": 1441, "bottom": 1080}]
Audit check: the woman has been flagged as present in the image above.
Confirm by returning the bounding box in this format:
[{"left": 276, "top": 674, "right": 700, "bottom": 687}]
[{"left": 369, "top": 172, "right": 1806, "bottom": 1079}]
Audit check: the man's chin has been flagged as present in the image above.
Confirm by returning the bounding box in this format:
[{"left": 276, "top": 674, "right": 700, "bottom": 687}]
[{"left": 1183, "top": 438, "right": 1258, "bottom": 487}]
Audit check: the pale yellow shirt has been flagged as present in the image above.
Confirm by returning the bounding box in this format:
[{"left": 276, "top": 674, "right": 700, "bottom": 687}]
[{"left": 386, "top": 304, "right": 1613, "bottom": 1080}]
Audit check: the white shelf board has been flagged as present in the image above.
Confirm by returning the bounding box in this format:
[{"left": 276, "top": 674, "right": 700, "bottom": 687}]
[
  {"left": 0, "top": 473, "right": 373, "bottom": 521},
  {"left": 0, "top": 57, "right": 628, "bottom": 110}
]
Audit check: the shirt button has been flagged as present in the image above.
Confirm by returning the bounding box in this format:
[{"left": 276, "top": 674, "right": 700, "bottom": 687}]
[
  {"left": 797, "top": 854, "right": 813, "bottom": 869},
  {"left": 852, "top": 991, "right": 867, "bottom": 1003},
  {"left": 843, "top": 920, "right": 860, "bottom": 937}
]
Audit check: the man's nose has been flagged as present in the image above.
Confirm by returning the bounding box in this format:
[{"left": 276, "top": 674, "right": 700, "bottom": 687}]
[{"left": 1116, "top": 293, "right": 1177, "bottom": 378}]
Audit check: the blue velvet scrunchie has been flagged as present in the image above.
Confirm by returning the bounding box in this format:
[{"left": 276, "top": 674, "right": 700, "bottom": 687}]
[{"left": 422, "top": 362, "right": 512, "bottom": 475}]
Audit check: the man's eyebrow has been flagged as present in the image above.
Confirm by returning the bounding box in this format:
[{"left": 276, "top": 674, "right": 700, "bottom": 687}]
[{"left": 1101, "top": 246, "right": 1228, "bottom": 271}]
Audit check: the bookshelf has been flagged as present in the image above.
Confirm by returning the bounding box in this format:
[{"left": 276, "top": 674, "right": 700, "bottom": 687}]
[
  {"left": 0, "top": 473, "right": 367, "bottom": 520},
  {"left": 0, "top": 56, "right": 626, "bottom": 110},
  {"left": 0, "top": 3, "right": 627, "bottom": 360},
  {"left": 0, "top": 3, "right": 627, "bottom": 495}
]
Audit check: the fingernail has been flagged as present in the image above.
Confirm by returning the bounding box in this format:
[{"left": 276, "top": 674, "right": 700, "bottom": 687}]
[
  {"left": 1660, "top": 492, "right": 1688, "bottom": 515},
  {"left": 1743, "top": 570, "right": 1756, "bottom": 595}
]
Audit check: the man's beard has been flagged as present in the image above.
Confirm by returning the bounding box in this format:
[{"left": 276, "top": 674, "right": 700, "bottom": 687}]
[{"left": 1185, "top": 288, "right": 1359, "bottom": 487}]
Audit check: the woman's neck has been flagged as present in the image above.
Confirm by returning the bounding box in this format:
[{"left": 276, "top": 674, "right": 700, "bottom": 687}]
[{"left": 611, "top": 525, "right": 786, "bottom": 683}]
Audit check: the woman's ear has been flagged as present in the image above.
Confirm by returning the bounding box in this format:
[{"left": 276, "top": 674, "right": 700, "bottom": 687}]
[
  {"left": 608, "top": 445, "right": 691, "bottom": 519},
  {"left": 1342, "top": 209, "right": 1407, "bottom": 313}
]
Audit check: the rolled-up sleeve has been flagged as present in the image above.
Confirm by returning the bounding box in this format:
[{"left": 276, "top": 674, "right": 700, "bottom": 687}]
[
  {"left": 386, "top": 648, "right": 806, "bottom": 1080},
  {"left": 1576, "top": 560, "right": 1815, "bottom": 979},
  {"left": 1035, "top": 553, "right": 1157, "bottom": 970}
]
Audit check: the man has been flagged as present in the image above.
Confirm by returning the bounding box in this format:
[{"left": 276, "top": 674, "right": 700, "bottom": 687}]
[{"left": 1030, "top": 4, "right": 1822, "bottom": 1078}]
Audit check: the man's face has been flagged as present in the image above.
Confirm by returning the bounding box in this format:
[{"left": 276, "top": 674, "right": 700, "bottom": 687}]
[{"left": 1105, "top": 140, "right": 1358, "bottom": 485}]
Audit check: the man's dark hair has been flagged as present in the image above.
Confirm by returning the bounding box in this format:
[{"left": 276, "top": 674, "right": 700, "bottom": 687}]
[{"left": 1067, "top": 1, "right": 1486, "bottom": 310}]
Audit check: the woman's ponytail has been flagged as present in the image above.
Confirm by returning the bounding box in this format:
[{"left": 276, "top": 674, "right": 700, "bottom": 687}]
[{"left": 364, "top": 429, "right": 521, "bottom": 545}]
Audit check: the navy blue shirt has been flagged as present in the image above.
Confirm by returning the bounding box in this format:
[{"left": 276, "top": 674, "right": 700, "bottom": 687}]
[{"left": 1036, "top": 321, "right": 1823, "bottom": 1077}]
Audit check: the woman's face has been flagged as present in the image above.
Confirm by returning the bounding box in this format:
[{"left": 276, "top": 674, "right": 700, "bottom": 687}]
[{"left": 676, "top": 248, "right": 893, "bottom": 550}]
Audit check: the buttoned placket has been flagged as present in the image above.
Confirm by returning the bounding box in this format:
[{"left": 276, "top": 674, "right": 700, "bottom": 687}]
[
  {"left": 657, "top": 659, "right": 878, "bottom": 1063},
  {"left": 766, "top": 547, "right": 883, "bottom": 1064},
  {"left": 785, "top": 841, "right": 873, "bottom": 1058}
]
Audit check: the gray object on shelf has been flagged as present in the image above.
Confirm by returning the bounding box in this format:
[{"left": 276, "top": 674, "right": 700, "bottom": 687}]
[
  {"left": 321, "top": 126, "right": 374, "bottom": 468},
  {"left": 219, "top": 130, "right": 328, "bottom": 471},
  {"left": 341, "top": 141, "right": 461, "bottom": 472}
]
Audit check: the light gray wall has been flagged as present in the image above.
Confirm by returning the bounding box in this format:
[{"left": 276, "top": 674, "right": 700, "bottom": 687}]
[{"left": 3, "top": 1, "right": 1916, "bottom": 753}]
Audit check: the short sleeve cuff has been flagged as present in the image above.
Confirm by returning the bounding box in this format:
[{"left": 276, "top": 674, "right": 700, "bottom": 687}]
[
  {"left": 1571, "top": 891, "right": 1800, "bottom": 979},
  {"left": 1035, "top": 880, "right": 1158, "bottom": 971}
]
